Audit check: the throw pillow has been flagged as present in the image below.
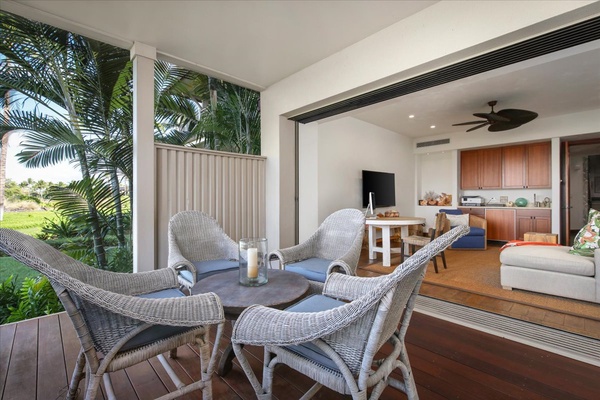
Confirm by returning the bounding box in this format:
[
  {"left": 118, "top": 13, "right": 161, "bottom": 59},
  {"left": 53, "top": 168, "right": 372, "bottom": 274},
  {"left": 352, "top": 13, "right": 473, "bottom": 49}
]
[
  {"left": 446, "top": 213, "right": 469, "bottom": 227},
  {"left": 569, "top": 208, "right": 600, "bottom": 257}
]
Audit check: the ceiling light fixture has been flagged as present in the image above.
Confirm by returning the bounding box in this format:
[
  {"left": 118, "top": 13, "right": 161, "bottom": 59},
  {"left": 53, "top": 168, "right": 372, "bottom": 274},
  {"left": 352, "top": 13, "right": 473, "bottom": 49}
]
[
  {"left": 430, "top": 125, "right": 436, "bottom": 129},
  {"left": 409, "top": 115, "right": 415, "bottom": 118}
]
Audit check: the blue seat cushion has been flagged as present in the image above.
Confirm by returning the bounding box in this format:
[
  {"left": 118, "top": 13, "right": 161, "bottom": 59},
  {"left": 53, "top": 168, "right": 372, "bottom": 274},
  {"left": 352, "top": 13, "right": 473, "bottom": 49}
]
[
  {"left": 178, "top": 259, "right": 239, "bottom": 285},
  {"left": 451, "top": 235, "right": 485, "bottom": 249},
  {"left": 122, "top": 288, "right": 191, "bottom": 352},
  {"left": 285, "top": 258, "right": 331, "bottom": 283},
  {"left": 284, "top": 295, "right": 346, "bottom": 371},
  {"left": 439, "top": 208, "right": 463, "bottom": 215},
  {"left": 468, "top": 227, "right": 485, "bottom": 236}
]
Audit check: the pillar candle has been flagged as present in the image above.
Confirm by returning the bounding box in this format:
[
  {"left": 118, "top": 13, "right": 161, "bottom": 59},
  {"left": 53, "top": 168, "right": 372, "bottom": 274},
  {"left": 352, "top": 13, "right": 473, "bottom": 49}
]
[{"left": 247, "top": 247, "right": 258, "bottom": 278}]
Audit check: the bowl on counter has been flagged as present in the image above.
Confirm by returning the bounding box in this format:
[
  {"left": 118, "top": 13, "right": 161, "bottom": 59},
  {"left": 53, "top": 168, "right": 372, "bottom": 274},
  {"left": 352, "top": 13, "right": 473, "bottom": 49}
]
[{"left": 514, "top": 197, "right": 528, "bottom": 207}]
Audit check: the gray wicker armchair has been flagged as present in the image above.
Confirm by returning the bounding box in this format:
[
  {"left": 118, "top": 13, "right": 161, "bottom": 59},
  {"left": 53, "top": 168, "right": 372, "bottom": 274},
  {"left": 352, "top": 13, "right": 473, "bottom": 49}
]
[
  {"left": 168, "top": 210, "right": 239, "bottom": 289},
  {"left": 268, "top": 208, "right": 366, "bottom": 293},
  {"left": 232, "top": 225, "right": 469, "bottom": 400},
  {"left": 0, "top": 228, "right": 225, "bottom": 400}
]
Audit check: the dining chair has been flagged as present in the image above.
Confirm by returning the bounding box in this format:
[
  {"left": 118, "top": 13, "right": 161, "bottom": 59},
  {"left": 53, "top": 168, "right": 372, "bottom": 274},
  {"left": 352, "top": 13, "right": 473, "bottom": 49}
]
[
  {"left": 231, "top": 225, "right": 469, "bottom": 400},
  {"left": 0, "top": 228, "right": 225, "bottom": 400},
  {"left": 168, "top": 210, "right": 239, "bottom": 289},
  {"left": 400, "top": 212, "right": 449, "bottom": 273},
  {"left": 268, "top": 208, "right": 366, "bottom": 293}
]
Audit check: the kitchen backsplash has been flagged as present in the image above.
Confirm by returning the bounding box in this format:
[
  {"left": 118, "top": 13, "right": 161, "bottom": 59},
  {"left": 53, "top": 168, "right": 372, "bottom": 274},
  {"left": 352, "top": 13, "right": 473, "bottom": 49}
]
[{"left": 461, "top": 188, "right": 552, "bottom": 207}]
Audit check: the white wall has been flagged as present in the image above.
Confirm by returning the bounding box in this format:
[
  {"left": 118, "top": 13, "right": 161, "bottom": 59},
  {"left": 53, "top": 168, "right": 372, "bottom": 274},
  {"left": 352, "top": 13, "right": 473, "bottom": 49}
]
[
  {"left": 298, "top": 117, "right": 414, "bottom": 240},
  {"left": 261, "top": 2, "right": 597, "bottom": 249}
]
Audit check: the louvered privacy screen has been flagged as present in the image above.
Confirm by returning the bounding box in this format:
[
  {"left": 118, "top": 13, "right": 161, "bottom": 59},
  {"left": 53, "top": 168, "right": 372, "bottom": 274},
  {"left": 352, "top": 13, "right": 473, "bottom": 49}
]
[{"left": 155, "top": 143, "right": 266, "bottom": 269}]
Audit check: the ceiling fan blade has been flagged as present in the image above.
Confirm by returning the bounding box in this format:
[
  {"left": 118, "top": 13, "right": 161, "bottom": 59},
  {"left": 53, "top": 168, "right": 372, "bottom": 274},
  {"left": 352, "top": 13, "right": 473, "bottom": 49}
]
[
  {"left": 466, "top": 122, "right": 489, "bottom": 132},
  {"left": 453, "top": 120, "right": 487, "bottom": 126},
  {"left": 473, "top": 112, "right": 510, "bottom": 122},
  {"left": 488, "top": 122, "right": 522, "bottom": 132},
  {"left": 497, "top": 109, "right": 538, "bottom": 124}
]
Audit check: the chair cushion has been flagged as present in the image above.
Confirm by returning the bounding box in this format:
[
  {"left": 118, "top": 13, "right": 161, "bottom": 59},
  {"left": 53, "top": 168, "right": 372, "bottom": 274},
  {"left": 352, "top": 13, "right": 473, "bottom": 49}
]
[
  {"left": 178, "top": 259, "right": 239, "bottom": 285},
  {"left": 467, "top": 227, "right": 485, "bottom": 236},
  {"left": 122, "top": 288, "right": 191, "bottom": 352},
  {"left": 439, "top": 208, "right": 463, "bottom": 215},
  {"left": 450, "top": 235, "right": 485, "bottom": 249},
  {"left": 284, "top": 295, "right": 346, "bottom": 371},
  {"left": 285, "top": 258, "right": 331, "bottom": 283},
  {"left": 447, "top": 213, "right": 469, "bottom": 227}
]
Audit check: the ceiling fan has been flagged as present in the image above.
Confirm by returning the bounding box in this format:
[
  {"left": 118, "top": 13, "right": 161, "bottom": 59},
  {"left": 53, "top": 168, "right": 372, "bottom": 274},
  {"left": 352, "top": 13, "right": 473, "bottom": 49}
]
[{"left": 453, "top": 100, "right": 538, "bottom": 132}]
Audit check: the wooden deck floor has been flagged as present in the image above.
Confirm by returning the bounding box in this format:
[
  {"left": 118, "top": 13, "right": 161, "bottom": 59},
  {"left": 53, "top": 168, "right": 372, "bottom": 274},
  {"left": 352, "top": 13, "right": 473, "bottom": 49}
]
[{"left": 1, "top": 309, "right": 599, "bottom": 400}]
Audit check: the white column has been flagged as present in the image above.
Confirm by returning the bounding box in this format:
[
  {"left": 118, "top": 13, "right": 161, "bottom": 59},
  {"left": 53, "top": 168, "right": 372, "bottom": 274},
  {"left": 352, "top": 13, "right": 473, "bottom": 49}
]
[{"left": 131, "top": 42, "right": 156, "bottom": 272}]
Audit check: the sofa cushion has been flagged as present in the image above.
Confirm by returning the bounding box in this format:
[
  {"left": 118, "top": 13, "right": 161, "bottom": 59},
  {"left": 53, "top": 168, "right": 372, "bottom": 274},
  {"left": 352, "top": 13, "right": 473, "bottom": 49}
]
[
  {"left": 500, "top": 246, "right": 595, "bottom": 276},
  {"left": 570, "top": 208, "right": 600, "bottom": 257},
  {"left": 286, "top": 258, "right": 331, "bottom": 283}
]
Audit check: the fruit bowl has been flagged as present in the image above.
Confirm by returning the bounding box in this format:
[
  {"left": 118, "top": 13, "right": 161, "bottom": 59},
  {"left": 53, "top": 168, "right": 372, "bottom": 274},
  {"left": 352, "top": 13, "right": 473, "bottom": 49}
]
[{"left": 514, "top": 197, "right": 528, "bottom": 207}]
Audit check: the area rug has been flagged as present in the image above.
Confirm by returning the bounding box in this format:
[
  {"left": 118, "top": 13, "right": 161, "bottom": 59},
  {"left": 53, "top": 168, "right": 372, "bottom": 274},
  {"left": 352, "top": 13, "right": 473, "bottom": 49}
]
[{"left": 359, "top": 244, "right": 600, "bottom": 322}]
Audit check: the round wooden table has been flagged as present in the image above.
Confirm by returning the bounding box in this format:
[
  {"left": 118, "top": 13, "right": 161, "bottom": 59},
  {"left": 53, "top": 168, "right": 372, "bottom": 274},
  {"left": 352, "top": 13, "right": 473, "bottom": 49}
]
[{"left": 191, "top": 269, "right": 310, "bottom": 375}]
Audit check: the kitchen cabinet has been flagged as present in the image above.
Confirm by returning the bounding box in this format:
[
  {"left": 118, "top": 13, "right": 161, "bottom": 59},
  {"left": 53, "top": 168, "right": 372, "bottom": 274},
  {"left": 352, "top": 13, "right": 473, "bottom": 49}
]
[
  {"left": 460, "top": 148, "right": 502, "bottom": 190},
  {"left": 516, "top": 209, "right": 551, "bottom": 240},
  {"left": 485, "top": 209, "right": 516, "bottom": 241},
  {"left": 503, "top": 142, "right": 551, "bottom": 189}
]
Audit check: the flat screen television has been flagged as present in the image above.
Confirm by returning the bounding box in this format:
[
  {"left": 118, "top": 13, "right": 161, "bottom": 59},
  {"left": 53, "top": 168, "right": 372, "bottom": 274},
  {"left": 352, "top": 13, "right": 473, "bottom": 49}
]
[{"left": 362, "top": 170, "right": 396, "bottom": 208}]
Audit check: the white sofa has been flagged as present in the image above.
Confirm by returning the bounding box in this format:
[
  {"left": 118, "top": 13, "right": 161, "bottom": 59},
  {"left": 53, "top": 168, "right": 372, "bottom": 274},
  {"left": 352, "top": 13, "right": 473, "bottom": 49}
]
[{"left": 500, "top": 246, "right": 599, "bottom": 304}]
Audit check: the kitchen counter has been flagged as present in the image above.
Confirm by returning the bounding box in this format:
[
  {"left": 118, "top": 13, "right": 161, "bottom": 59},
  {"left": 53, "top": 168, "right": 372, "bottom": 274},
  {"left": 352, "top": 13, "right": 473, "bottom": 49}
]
[{"left": 461, "top": 206, "right": 551, "bottom": 210}]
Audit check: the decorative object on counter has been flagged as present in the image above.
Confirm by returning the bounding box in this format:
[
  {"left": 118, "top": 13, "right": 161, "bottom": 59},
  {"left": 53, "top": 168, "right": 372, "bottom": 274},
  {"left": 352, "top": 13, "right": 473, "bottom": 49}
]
[
  {"left": 514, "top": 197, "right": 528, "bottom": 207},
  {"left": 507, "top": 201, "right": 514, "bottom": 207},
  {"left": 543, "top": 197, "right": 551, "bottom": 208},
  {"left": 383, "top": 210, "right": 399, "bottom": 217},
  {"left": 419, "top": 191, "right": 452, "bottom": 206}
]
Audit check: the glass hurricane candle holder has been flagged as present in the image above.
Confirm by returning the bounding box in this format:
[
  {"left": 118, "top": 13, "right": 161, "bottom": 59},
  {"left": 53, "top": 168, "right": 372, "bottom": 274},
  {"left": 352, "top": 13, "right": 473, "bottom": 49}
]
[{"left": 239, "top": 238, "right": 268, "bottom": 286}]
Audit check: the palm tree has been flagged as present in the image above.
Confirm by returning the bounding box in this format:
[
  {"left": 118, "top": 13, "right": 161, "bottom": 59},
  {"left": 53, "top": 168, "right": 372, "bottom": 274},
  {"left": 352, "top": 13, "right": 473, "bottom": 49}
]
[
  {"left": 0, "top": 86, "right": 10, "bottom": 221},
  {"left": 0, "top": 11, "right": 130, "bottom": 268}
]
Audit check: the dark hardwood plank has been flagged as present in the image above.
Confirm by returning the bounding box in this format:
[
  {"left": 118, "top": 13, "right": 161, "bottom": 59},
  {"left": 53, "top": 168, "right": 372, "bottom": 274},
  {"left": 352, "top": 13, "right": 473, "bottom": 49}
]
[
  {"left": 3, "top": 318, "right": 38, "bottom": 400},
  {"left": 0, "top": 322, "right": 16, "bottom": 399},
  {"left": 408, "top": 313, "right": 600, "bottom": 399},
  {"left": 37, "top": 315, "right": 69, "bottom": 399},
  {"left": 126, "top": 361, "right": 169, "bottom": 399}
]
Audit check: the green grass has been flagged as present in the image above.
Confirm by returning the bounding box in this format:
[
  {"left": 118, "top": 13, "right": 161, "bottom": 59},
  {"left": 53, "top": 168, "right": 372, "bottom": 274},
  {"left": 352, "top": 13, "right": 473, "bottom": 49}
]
[
  {"left": 0, "top": 211, "right": 55, "bottom": 285},
  {"left": 0, "top": 257, "right": 38, "bottom": 287},
  {"left": 0, "top": 210, "right": 55, "bottom": 236}
]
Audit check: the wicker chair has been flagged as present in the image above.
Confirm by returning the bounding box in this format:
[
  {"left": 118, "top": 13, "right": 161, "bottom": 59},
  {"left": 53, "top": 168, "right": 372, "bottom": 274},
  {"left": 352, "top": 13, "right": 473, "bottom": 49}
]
[
  {"left": 0, "top": 228, "right": 225, "bottom": 400},
  {"left": 168, "top": 210, "right": 239, "bottom": 289},
  {"left": 268, "top": 208, "right": 365, "bottom": 294},
  {"left": 231, "top": 225, "right": 469, "bottom": 400}
]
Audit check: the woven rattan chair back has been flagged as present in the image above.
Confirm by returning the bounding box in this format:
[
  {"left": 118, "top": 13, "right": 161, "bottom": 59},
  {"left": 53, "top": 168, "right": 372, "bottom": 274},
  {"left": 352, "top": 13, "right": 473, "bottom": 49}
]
[
  {"left": 0, "top": 228, "right": 225, "bottom": 400},
  {"left": 168, "top": 210, "right": 238, "bottom": 262},
  {"left": 312, "top": 208, "right": 365, "bottom": 260},
  {"left": 231, "top": 225, "right": 469, "bottom": 400}
]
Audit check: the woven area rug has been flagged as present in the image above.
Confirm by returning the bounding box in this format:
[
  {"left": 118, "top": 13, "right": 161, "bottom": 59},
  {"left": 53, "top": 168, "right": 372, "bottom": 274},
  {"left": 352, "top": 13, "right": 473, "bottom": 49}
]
[{"left": 359, "top": 243, "right": 600, "bottom": 321}]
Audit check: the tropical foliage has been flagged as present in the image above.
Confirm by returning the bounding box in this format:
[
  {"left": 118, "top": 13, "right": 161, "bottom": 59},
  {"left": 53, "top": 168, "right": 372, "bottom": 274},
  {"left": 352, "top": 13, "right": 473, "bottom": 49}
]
[{"left": 0, "top": 11, "right": 260, "bottom": 274}]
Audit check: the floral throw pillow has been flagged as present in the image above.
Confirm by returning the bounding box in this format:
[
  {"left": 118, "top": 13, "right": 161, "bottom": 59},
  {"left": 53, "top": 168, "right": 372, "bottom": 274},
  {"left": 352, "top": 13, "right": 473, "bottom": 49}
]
[{"left": 569, "top": 208, "right": 600, "bottom": 257}]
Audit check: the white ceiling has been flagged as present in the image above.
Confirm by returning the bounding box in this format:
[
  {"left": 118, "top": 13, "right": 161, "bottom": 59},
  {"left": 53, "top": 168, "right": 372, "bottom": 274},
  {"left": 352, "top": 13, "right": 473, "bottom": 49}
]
[{"left": 3, "top": 0, "right": 600, "bottom": 139}]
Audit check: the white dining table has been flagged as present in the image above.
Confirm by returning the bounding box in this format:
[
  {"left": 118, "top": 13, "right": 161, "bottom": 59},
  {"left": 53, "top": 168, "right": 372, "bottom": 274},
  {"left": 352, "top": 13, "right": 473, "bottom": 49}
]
[{"left": 365, "top": 217, "right": 426, "bottom": 267}]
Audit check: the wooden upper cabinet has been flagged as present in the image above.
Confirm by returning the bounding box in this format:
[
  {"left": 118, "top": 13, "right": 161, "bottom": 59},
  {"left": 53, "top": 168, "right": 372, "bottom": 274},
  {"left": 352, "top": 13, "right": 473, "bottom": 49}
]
[
  {"left": 526, "top": 142, "right": 551, "bottom": 188},
  {"left": 502, "top": 145, "right": 526, "bottom": 188},
  {"left": 480, "top": 148, "right": 502, "bottom": 189},
  {"left": 460, "top": 150, "right": 480, "bottom": 189},
  {"left": 460, "top": 148, "right": 502, "bottom": 190},
  {"left": 502, "top": 142, "right": 551, "bottom": 189}
]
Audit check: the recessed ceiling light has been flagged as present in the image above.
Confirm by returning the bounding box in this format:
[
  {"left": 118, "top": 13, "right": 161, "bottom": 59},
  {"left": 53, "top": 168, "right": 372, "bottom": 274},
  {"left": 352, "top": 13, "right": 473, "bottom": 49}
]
[
  {"left": 409, "top": 115, "right": 415, "bottom": 118},
  {"left": 430, "top": 125, "right": 436, "bottom": 129}
]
